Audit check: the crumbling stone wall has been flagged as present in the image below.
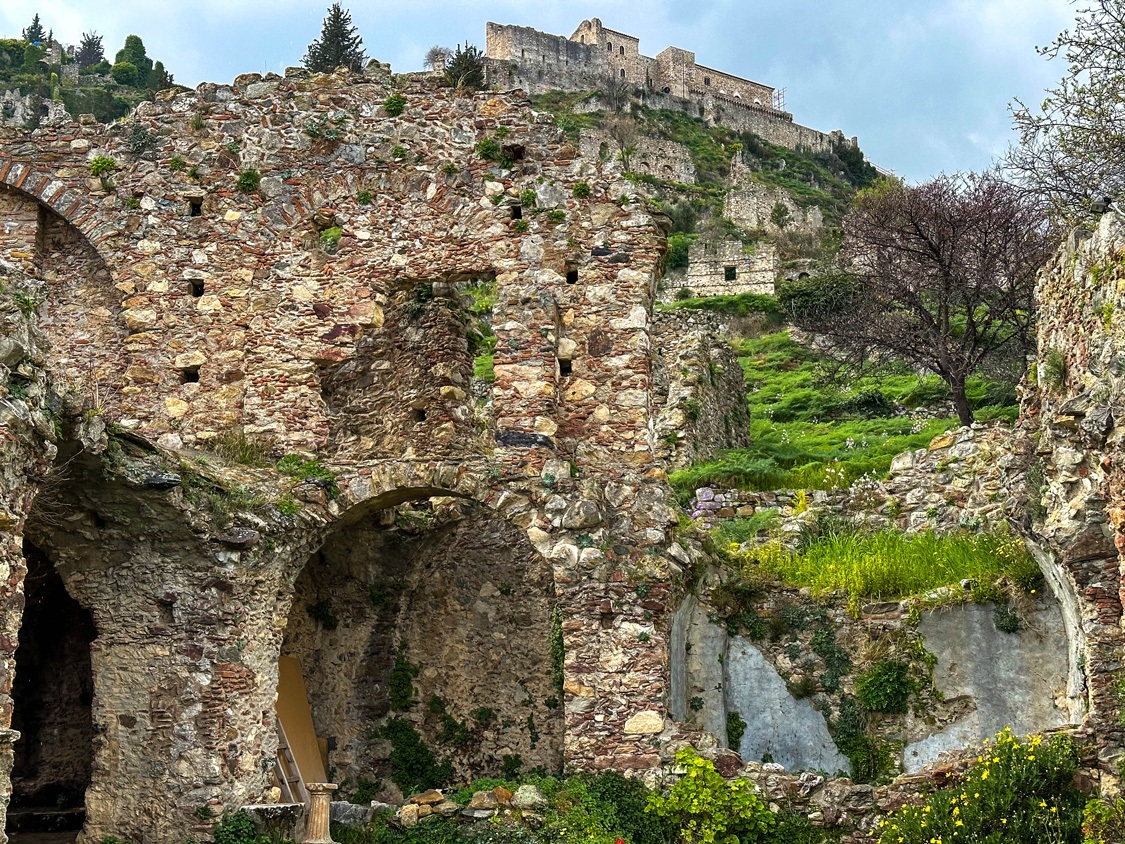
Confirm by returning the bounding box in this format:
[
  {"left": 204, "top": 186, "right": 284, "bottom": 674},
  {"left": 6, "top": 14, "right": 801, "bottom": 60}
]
[
  {"left": 651, "top": 308, "right": 751, "bottom": 469},
  {"left": 683, "top": 239, "right": 777, "bottom": 297},
  {"left": 0, "top": 67, "right": 697, "bottom": 843},
  {"left": 724, "top": 171, "right": 824, "bottom": 236},
  {"left": 1027, "top": 214, "right": 1125, "bottom": 781}
]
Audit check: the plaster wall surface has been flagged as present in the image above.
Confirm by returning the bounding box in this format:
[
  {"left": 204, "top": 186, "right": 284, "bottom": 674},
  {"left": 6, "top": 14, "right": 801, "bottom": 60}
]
[{"left": 903, "top": 603, "right": 1075, "bottom": 772}]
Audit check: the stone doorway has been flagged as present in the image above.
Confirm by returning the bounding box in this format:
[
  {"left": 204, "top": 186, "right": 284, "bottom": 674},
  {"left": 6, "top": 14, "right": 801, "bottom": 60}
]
[{"left": 7, "top": 542, "right": 95, "bottom": 841}]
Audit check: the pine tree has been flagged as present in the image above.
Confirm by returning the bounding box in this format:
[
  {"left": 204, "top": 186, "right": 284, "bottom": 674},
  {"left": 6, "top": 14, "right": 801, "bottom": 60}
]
[
  {"left": 22, "top": 14, "right": 47, "bottom": 44},
  {"left": 303, "top": 4, "right": 366, "bottom": 73},
  {"left": 75, "top": 32, "right": 104, "bottom": 68},
  {"left": 444, "top": 43, "right": 485, "bottom": 91}
]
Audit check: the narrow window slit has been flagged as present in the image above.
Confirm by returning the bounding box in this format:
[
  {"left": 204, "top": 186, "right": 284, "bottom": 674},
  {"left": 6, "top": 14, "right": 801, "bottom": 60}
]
[
  {"left": 180, "top": 366, "right": 200, "bottom": 384},
  {"left": 558, "top": 358, "right": 573, "bottom": 377},
  {"left": 565, "top": 262, "right": 579, "bottom": 285},
  {"left": 510, "top": 204, "right": 523, "bottom": 220}
]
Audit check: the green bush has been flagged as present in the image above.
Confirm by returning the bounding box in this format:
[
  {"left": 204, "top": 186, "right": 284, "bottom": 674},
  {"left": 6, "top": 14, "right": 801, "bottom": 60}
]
[
  {"left": 855, "top": 659, "right": 913, "bottom": 713},
  {"left": 878, "top": 729, "right": 1083, "bottom": 844},
  {"left": 647, "top": 748, "right": 775, "bottom": 843},
  {"left": 213, "top": 811, "right": 257, "bottom": 844},
  {"left": 236, "top": 169, "right": 261, "bottom": 192},
  {"left": 389, "top": 653, "right": 419, "bottom": 710},
  {"left": 726, "top": 711, "right": 747, "bottom": 750},
  {"left": 1085, "top": 796, "right": 1125, "bottom": 844},
  {"left": 476, "top": 138, "right": 502, "bottom": 161},
  {"left": 320, "top": 226, "right": 343, "bottom": 251},
  {"left": 383, "top": 92, "right": 407, "bottom": 116},
  {"left": 110, "top": 60, "right": 138, "bottom": 86},
  {"left": 380, "top": 718, "right": 453, "bottom": 795},
  {"left": 572, "top": 181, "right": 592, "bottom": 198},
  {"left": 667, "top": 232, "right": 697, "bottom": 270},
  {"left": 88, "top": 155, "right": 116, "bottom": 176}
]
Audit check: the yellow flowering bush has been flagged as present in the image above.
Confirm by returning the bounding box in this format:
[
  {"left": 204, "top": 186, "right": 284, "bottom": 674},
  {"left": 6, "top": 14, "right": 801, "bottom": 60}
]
[{"left": 878, "top": 729, "right": 1083, "bottom": 844}]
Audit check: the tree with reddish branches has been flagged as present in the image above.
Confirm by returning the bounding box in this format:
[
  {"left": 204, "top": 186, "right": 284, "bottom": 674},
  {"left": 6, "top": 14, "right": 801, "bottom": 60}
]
[{"left": 781, "top": 173, "right": 1053, "bottom": 426}]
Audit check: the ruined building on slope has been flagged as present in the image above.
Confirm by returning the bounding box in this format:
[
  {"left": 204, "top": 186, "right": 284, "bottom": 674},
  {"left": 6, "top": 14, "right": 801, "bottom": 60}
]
[{"left": 485, "top": 18, "right": 857, "bottom": 154}]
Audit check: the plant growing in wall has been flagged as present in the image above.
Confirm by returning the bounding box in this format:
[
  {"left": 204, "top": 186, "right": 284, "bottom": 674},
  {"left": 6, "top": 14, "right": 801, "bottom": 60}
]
[
  {"left": 383, "top": 92, "right": 406, "bottom": 116},
  {"left": 236, "top": 168, "right": 260, "bottom": 192},
  {"left": 855, "top": 659, "right": 913, "bottom": 713}
]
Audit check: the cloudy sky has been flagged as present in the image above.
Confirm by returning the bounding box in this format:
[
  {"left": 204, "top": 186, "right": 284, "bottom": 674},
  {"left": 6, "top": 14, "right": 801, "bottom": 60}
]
[{"left": 0, "top": 0, "right": 1075, "bottom": 182}]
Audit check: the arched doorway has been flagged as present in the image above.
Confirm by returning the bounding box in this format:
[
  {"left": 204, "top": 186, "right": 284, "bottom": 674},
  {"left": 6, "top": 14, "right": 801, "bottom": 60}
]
[
  {"left": 7, "top": 541, "right": 95, "bottom": 841},
  {"left": 279, "top": 495, "right": 563, "bottom": 801}
]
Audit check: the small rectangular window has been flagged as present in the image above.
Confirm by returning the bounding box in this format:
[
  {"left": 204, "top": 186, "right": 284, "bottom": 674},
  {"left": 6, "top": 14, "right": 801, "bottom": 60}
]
[
  {"left": 180, "top": 367, "right": 200, "bottom": 384},
  {"left": 510, "top": 204, "right": 522, "bottom": 220},
  {"left": 558, "top": 358, "right": 573, "bottom": 376},
  {"left": 189, "top": 280, "right": 204, "bottom": 297},
  {"left": 724, "top": 265, "right": 737, "bottom": 282},
  {"left": 565, "top": 262, "right": 579, "bottom": 284},
  {"left": 189, "top": 200, "right": 202, "bottom": 217}
]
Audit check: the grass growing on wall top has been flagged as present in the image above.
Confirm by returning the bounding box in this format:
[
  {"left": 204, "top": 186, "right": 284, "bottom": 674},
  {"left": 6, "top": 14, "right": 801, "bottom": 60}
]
[{"left": 746, "top": 530, "right": 1037, "bottom": 602}]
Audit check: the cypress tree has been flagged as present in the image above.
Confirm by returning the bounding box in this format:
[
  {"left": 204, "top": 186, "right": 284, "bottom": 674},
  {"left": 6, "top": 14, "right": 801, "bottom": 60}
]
[
  {"left": 22, "top": 14, "right": 47, "bottom": 44},
  {"left": 303, "top": 4, "right": 366, "bottom": 73},
  {"left": 115, "top": 35, "right": 153, "bottom": 87}
]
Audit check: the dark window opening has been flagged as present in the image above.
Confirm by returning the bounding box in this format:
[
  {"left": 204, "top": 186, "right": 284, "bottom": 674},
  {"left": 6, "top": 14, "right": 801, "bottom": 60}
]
[
  {"left": 565, "top": 264, "right": 579, "bottom": 285},
  {"left": 180, "top": 367, "right": 200, "bottom": 384},
  {"left": 619, "top": 69, "right": 626, "bottom": 79},
  {"left": 189, "top": 200, "right": 202, "bottom": 217},
  {"left": 558, "top": 358, "right": 573, "bottom": 377},
  {"left": 502, "top": 144, "right": 526, "bottom": 161},
  {"left": 189, "top": 279, "right": 204, "bottom": 297},
  {"left": 662, "top": 86, "right": 671, "bottom": 93},
  {"left": 620, "top": 46, "right": 625, "bottom": 56},
  {"left": 724, "top": 265, "right": 737, "bottom": 282},
  {"left": 510, "top": 204, "right": 523, "bottom": 220},
  {"left": 412, "top": 408, "right": 427, "bottom": 423},
  {"left": 704, "top": 76, "right": 711, "bottom": 86},
  {"left": 607, "top": 42, "right": 613, "bottom": 51}
]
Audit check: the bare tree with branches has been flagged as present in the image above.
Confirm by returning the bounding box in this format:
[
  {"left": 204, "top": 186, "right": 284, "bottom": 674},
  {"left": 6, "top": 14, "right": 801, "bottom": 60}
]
[
  {"left": 781, "top": 173, "right": 1053, "bottom": 426},
  {"left": 424, "top": 45, "right": 450, "bottom": 72},
  {"left": 605, "top": 115, "right": 639, "bottom": 171},
  {"left": 1008, "top": 0, "right": 1125, "bottom": 219}
]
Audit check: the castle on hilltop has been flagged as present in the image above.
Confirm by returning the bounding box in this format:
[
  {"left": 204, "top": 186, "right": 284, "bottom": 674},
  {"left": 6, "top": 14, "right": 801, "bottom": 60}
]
[{"left": 485, "top": 18, "right": 855, "bottom": 153}]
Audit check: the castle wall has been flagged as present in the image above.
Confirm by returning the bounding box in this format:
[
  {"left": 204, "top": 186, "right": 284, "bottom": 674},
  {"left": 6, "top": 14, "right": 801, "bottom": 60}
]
[
  {"left": 724, "top": 174, "right": 824, "bottom": 234},
  {"left": 683, "top": 239, "right": 777, "bottom": 297}
]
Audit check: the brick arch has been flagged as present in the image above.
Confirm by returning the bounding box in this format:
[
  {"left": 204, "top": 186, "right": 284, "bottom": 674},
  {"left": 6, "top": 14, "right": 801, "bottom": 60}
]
[{"left": 0, "top": 155, "right": 110, "bottom": 248}]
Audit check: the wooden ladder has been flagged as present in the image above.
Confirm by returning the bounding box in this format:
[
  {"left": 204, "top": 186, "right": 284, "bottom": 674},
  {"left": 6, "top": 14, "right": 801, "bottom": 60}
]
[{"left": 274, "top": 720, "right": 310, "bottom": 805}]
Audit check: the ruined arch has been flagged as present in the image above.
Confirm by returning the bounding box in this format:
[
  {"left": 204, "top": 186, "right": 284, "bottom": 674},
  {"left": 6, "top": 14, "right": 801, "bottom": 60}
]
[
  {"left": 0, "top": 157, "right": 105, "bottom": 246},
  {"left": 275, "top": 482, "right": 565, "bottom": 797}
]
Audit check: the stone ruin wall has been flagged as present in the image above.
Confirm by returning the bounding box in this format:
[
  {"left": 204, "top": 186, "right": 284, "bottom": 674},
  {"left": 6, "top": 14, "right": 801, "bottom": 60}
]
[
  {"left": 682, "top": 239, "right": 778, "bottom": 298},
  {"left": 485, "top": 19, "right": 846, "bottom": 155},
  {"left": 0, "top": 64, "right": 770, "bottom": 843}
]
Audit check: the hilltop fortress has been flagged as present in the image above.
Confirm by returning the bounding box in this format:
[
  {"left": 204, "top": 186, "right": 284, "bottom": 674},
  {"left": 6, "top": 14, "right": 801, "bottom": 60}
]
[{"left": 485, "top": 18, "right": 855, "bottom": 154}]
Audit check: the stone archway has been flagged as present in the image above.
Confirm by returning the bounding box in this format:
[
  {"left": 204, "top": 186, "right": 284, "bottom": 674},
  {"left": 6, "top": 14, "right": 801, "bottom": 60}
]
[{"left": 278, "top": 491, "right": 564, "bottom": 801}]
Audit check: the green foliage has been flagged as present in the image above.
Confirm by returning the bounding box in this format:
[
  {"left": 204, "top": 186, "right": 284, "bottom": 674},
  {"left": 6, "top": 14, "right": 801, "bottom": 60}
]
[
  {"left": 213, "top": 812, "right": 258, "bottom": 844},
  {"left": 993, "top": 603, "right": 1023, "bottom": 633},
  {"left": 277, "top": 497, "right": 301, "bottom": 516},
  {"left": 726, "top": 711, "right": 747, "bottom": 750},
  {"left": 519, "top": 189, "right": 538, "bottom": 208},
  {"left": 237, "top": 169, "right": 261, "bottom": 192},
  {"left": 275, "top": 455, "right": 338, "bottom": 496},
  {"left": 212, "top": 429, "right": 272, "bottom": 466},
  {"left": 667, "top": 232, "right": 697, "bottom": 269},
  {"left": 750, "top": 530, "right": 1033, "bottom": 602},
  {"left": 501, "top": 754, "right": 523, "bottom": 779},
  {"left": 878, "top": 729, "right": 1083, "bottom": 844},
  {"left": 546, "top": 209, "right": 566, "bottom": 223},
  {"left": 89, "top": 156, "right": 116, "bottom": 177},
  {"left": 110, "top": 61, "right": 138, "bottom": 87},
  {"left": 572, "top": 182, "right": 592, "bottom": 198},
  {"left": 647, "top": 748, "right": 775, "bottom": 843},
  {"left": 855, "top": 659, "right": 913, "bottom": 713},
  {"left": 1084, "top": 796, "right": 1125, "bottom": 844},
  {"left": 23, "top": 15, "right": 47, "bottom": 44},
  {"left": 714, "top": 509, "right": 780, "bottom": 547},
  {"left": 389, "top": 653, "right": 419, "bottom": 711},
  {"left": 476, "top": 138, "right": 502, "bottom": 161},
  {"left": 662, "top": 291, "right": 782, "bottom": 321},
  {"left": 383, "top": 92, "right": 407, "bottom": 116},
  {"left": 169, "top": 155, "right": 186, "bottom": 172},
  {"left": 831, "top": 697, "right": 893, "bottom": 784},
  {"left": 513, "top": 219, "right": 530, "bottom": 233},
  {"left": 669, "top": 330, "right": 1016, "bottom": 493},
  {"left": 379, "top": 718, "right": 453, "bottom": 795},
  {"left": 444, "top": 43, "right": 485, "bottom": 91},
  {"left": 320, "top": 226, "right": 343, "bottom": 251},
  {"left": 1042, "top": 348, "right": 1068, "bottom": 390},
  {"left": 303, "top": 3, "right": 367, "bottom": 73},
  {"left": 473, "top": 353, "right": 494, "bottom": 382},
  {"left": 306, "top": 599, "right": 339, "bottom": 630},
  {"left": 550, "top": 605, "right": 565, "bottom": 697},
  {"left": 356, "top": 190, "right": 372, "bottom": 205}
]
